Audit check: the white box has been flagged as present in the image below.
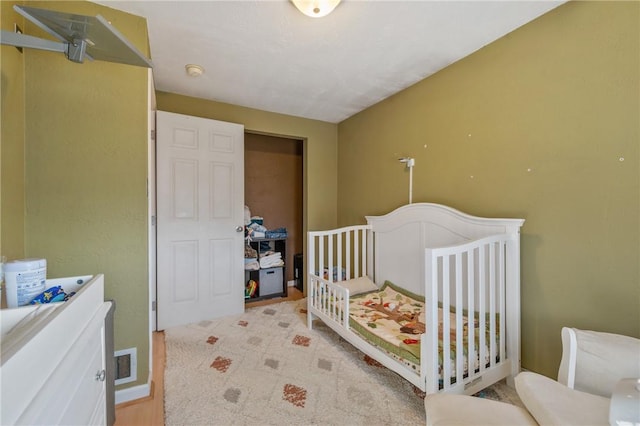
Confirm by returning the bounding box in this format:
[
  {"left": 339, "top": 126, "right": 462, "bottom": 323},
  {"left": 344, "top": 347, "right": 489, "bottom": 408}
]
[{"left": 259, "top": 267, "right": 283, "bottom": 296}]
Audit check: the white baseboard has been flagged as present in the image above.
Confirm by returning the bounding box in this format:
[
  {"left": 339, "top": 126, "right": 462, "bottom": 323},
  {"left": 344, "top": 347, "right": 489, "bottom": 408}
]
[
  {"left": 288, "top": 280, "right": 295, "bottom": 287},
  {"left": 115, "top": 381, "right": 151, "bottom": 405}
]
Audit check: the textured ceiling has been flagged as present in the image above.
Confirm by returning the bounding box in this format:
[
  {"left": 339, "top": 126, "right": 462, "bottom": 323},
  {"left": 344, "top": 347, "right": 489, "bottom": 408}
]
[{"left": 96, "top": 1, "right": 564, "bottom": 123}]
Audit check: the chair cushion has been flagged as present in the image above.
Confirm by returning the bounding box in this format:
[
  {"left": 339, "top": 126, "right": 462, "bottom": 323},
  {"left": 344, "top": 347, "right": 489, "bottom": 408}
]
[
  {"left": 425, "top": 393, "right": 537, "bottom": 426},
  {"left": 515, "top": 372, "right": 610, "bottom": 426}
]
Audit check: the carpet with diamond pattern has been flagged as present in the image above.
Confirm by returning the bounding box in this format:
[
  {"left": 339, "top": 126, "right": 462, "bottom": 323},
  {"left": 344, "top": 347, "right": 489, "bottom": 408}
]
[{"left": 164, "top": 298, "right": 521, "bottom": 425}]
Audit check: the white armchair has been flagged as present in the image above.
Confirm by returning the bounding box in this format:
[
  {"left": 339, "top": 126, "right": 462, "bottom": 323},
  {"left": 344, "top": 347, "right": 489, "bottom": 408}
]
[
  {"left": 425, "top": 327, "right": 640, "bottom": 426},
  {"left": 516, "top": 327, "right": 640, "bottom": 426}
]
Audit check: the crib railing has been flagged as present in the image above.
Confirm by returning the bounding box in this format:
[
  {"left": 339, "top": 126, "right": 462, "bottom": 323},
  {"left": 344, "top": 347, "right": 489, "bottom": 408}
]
[
  {"left": 307, "top": 274, "right": 350, "bottom": 328},
  {"left": 307, "top": 225, "right": 371, "bottom": 328},
  {"left": 307, "top": 225, "right": 371, "bottom": 284},
  {"left": 423, "top": 233, "right": 513, "bottom": 394}
]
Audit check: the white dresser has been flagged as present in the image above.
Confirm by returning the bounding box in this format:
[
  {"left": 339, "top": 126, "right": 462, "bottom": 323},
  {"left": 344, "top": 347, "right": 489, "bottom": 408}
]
[{"left": 1, "top": 274, "right": 113, "bottom": 425}]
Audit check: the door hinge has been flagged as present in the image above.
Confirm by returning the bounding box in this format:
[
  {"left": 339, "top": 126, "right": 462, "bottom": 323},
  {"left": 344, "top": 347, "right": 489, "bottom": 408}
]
[
  {"left": 151, "top": 215, "right": 156, "bottom": 226},
  {"left": 150, "top": 129, "right": 156, "bottom": 140},
  {"left": 152, "top": 300, "right": 156, "bottom": 311}
]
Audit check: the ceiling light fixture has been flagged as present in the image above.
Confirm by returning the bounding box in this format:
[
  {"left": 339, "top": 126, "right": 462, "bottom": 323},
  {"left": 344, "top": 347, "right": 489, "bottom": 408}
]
[
  {"left": 291, "top": 0, "right": 341, "bottom": 18},
  {"left": 185, "top": 64, "right": 204, "bottom": 77}
]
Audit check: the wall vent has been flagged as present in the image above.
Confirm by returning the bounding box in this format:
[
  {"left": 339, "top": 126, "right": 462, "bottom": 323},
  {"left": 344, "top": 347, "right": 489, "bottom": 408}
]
[{"left": 114, "top": 347, "right": 137, "bottom": 386}]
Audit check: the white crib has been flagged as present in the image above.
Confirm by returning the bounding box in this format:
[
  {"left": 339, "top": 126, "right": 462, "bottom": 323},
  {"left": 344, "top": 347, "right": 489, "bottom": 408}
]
[{"left": 307, "top": 203, "right": 524, "bottom": 395}]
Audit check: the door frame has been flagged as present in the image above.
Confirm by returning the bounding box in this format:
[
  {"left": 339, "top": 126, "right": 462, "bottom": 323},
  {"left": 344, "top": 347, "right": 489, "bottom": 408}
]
[
  {"left": 148, "top": 72, "right": 157, "bottom": 333},
  {"left": 244, "top": 130, "right": 305, "bottom": 289}
]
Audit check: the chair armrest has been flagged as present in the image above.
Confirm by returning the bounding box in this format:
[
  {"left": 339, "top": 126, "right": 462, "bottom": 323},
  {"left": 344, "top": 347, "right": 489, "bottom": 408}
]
[
  {"left": 558, "top": 327, "right": 578, "bottom": 388},
  {"left": 516, "top": 372, "right": 610, "bottom": 426}
]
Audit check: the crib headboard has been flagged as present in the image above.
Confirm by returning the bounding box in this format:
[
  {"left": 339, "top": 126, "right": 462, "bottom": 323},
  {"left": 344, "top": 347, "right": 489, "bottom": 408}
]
[{"left": 365, "top": 203, "right": 524, "bottom": 296}]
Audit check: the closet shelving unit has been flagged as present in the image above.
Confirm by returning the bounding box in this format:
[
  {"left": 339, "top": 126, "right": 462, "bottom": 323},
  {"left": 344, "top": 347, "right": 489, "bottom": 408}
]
[{"left": 245, "top": 237, "right": 287, "bottom": 302}]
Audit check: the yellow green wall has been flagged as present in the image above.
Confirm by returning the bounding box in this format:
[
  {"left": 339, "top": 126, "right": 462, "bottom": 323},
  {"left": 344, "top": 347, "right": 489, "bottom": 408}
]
[
  {"left": 338, "top": 1, "right": 639, "bottom": 378},
  {"left": 156, "top": 92, "right": 338, "bottom": 232},
  {"left": 1, "top": 1, "right": 26, "bottom": 261},
  {"left": 1, "top": 0, "right": 151, "bottom": 389}
]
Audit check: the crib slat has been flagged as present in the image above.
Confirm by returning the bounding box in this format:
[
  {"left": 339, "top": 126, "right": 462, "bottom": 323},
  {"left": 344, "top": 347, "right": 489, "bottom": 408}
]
[
  {"left": 332, "top": 285, "right": 336, "bottom": 319},
  {"left": 346, "top": 231, "right": 351, "bottom": 280},
  {"left": 343, "top": 288, "right": 350, "bottom": 328},
  {"left": 351, "top": 232, "right": 360, "bottom": 277},
  {"left": 499, "top": 240, "right": 506, "bottom": 362},
  {"left": 367, "top": 231, "right": 374, "bottom": 279},
  {"left": 479, "top": 244, "right": 486, "bottom": 374},
  {"left": 455, "top": 252, "right": 464, "bottom": 387},
  {"left": 442, "top": 254, "right": 451, "bottom": 389},
  {"left": 337, "top": 232, "right": 343, "bottom": 283},
  {"left": 424, "top": 248, "right": 440, "bottom": 394},
  {"left": 318, "top": 236, "right": 325, "bottom": 283},
  {"left": 330, "top": 286, "right": 336, "bottom": 320},
  {"left": 360, "top": 229, "right": 367, "bottom": 276},
  {"left": 325, "top": 282, "right": 329, "bottom": 314},
  {"left": 489, "top": 242, "right": 496, "bottom": 367},
  {"left": 337, "top": 287, "right": 342, "bottom": 322},
  {"left": 330, "top": 284, "right": 335, "bottom": 320},
  {"left": 467, "top": 248, "right": 476, "bottom": 380},
  {"left": 308, "top": 238, "right": 316, "bottom": 308},
  {"left": 352, "top": 229, "right": 357, "bottom": 278},
  {"left": 338, "top": 287, "right": 342, "bottom": 322},
  {"left": 329, "top": 235, "right": 335, "bottom": 283},
  {"left": 324, "top": 282, "right": 329, "bottom": 312}
]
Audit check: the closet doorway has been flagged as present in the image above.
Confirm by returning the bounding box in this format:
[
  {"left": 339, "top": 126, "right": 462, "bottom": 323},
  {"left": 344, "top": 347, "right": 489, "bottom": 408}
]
[{"left": 244, "top": 132, "right": 303, "bottom": 288}]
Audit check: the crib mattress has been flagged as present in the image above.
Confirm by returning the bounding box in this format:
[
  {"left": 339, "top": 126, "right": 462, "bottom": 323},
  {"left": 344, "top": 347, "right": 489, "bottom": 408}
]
[{"left": 348, "top": 281, "right": 497, "bottom": 378}]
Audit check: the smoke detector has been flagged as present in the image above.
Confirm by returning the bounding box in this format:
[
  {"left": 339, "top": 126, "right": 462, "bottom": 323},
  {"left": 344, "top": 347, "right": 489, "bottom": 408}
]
[{"left": 185, "top": 64, "right": 204, "bottom": 77}]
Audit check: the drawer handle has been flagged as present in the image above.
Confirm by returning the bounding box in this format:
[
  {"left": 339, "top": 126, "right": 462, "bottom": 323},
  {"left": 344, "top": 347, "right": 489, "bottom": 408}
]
[{"left": 95, "top": 369, "right": 106, "bottom": 382}]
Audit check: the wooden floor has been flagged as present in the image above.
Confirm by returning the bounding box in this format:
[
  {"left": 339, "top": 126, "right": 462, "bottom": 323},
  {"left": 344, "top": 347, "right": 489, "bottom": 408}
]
[{"left": 114, "top": 287, "right": 304, "bottom": 426}]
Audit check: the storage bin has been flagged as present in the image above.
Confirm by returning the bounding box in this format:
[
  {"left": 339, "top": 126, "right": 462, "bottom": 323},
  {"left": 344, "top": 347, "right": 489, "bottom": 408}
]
[{"left": 259, "top": 267, "right": 283, "bottom": 296}]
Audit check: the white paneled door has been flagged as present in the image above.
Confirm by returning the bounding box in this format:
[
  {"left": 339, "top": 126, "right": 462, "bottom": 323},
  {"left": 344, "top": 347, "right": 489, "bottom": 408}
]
[{"left": 156, "top": 111, "right": 245, "bottom": 330}]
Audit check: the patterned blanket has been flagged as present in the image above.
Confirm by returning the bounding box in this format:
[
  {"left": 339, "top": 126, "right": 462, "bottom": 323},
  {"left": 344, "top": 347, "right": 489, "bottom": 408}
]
[{"left": 348, "top": 281, "right": 496, "bottom": 379}]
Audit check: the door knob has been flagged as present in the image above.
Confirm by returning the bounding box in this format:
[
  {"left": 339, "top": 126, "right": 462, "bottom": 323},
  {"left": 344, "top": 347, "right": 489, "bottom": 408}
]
[{"left": 236, "top": 226, "right": 244, "bottom": 232}]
